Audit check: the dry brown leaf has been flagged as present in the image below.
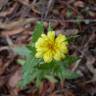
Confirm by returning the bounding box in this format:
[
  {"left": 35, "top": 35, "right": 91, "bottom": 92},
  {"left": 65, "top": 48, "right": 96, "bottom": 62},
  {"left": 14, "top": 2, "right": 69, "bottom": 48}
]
[
  {"left": 56, "top": 29, "right": 79, "bottom": 36},
  {"left": 1, "top": 27, "right": 25, "bottom": 36},
  {"left": 74, "top": 1, "right": 85, "bottom": 8},
  {"left": 0, "top": 3, "right": 18, "bottom": 17},
  {"left": 8, "top": 68, "right": 22, "bottom": 88}
]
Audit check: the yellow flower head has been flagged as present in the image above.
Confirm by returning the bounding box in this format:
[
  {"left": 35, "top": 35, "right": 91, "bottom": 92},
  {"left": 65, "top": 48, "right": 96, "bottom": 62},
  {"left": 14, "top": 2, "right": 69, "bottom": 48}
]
[{"left": 35, "top": 31, "right": 68, "bottom": 63}]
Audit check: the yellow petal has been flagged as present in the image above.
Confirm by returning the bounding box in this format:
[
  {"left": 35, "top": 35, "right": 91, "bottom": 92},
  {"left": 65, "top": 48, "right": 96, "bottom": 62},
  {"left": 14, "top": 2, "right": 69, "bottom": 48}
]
[
  {"left": 41, "top": 34, "right": 48, "bottom": 40},
  {"left": 35, "top": 38, "right": 48, "bottom": 48},
  {"left": 35, "top": 38, "right": 44, "bottom": 48},
  {"left": 55, "top": 34, "right": 68, "bottom": 45},
  {"left": 36, "top": 47, "right": 48, "bottom": 52},
  {"left": 63, "top": 47, "right": 68, "bottom": 54},
  {"left": 60, "top": 53, "right": 65, "bottom": 59},
  {"left": 43, "top": 51, "right": 52, "bottom": 63},
  {"left": 58, "top": 43, "right": 68, "bottom": 54},
  {"left": 47, "top": 31, "right": 55, "bottom": 41},
  {"left": 35, "top": 31, "right": 68, "bottom": 63},
  {"left": 53, "top": 51, "right": 61, "bottom": 61}
]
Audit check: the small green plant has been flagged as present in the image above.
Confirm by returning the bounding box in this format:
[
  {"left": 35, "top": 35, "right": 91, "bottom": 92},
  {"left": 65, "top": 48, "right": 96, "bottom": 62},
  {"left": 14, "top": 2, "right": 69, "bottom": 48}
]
[{"left": 14, "top": 21, "right": 79, "bottom": 88}]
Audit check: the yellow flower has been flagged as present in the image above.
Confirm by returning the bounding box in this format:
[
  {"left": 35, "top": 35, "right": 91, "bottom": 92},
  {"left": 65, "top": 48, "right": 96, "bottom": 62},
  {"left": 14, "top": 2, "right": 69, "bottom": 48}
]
[{"left": 35, "top": 31, "right": 68, "bottom": 63}]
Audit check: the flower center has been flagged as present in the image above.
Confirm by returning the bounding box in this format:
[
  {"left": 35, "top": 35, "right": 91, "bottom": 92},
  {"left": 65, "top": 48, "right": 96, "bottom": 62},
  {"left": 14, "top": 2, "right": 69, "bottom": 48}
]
[{"left": 48, "top": 43, "right": 55, "bottom": 51}]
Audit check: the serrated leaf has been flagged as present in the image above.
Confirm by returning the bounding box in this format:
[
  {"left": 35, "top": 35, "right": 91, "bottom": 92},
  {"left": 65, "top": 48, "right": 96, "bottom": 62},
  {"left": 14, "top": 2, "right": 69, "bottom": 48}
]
[
  {"left": 59, "top": 68, "right": 79, "bottom": 80},
  {"left": 19, "top": 56, "right": 40, "bottom": 88},
  {"left": 23, "top": 57, "right": 39, "bottom": 74},
  {"left": 19, "top": 72, "right": 34, "bottom": 88},
  {"left": 13, "top": 46, "right": 31, "bottom": 57},
  {"left": 35, "top": 77, "right": 42, "bottom": 87},
  {"left": 45, "top": 75, "right": 57, "bottom": 83},
  {"left": 37, "top": 61, "right": 59, "bottom": 71},
  {"left": 32, "top": 21, "right": 44, "bottom": 43},
  {"left": 29, "top": 47, "right": 36, "bottom": 57},
  {"left": 38, "top": 63, "right": 54, "bottom": 70},
  {"left": 62, "top": 56, "right": 79, "bottom": 68},
  {"left": 20, "top": 69, "right": 40, "bottom": 88},
  {"left": 34, "top": 70, "right": 45, "bottom": 87}
]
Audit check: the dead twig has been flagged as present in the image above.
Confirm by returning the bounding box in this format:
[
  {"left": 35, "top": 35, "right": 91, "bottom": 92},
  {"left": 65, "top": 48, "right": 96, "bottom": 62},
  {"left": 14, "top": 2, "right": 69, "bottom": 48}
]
[
  {"left": 44, "top": 0, "right": 55, "bottom": 17},
  {"left": 0, "top": 18, "right": 37, "bottom": 29},
  {"left": 0, "top": 18, "right": 96, "bottom": 29},
  {"left": 0, "top": 3, "right": 18, "bottom": 17},
  {"left": 1, "top": 27, "right": 25, "bottom": 36},
  {"left": 72, "top": 32, "right": 96, "bottom": 72},
  {"left": 0, "top": 46, "right": 9, "bottom": 52},
  {"left": 14, "top": 0, "right": 41, "bottom": 14},
  {"left": 58, "top": 0, "right": 82, "bottom": 17}
]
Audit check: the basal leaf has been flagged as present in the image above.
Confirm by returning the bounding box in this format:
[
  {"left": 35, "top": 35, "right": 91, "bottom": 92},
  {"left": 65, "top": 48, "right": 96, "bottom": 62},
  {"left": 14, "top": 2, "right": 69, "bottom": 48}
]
[
  {"left": 38, "top": 63, "right": 54, "bottom": 70},
  {"left": 19, "top": 56, "right": 40, "bottom": 88},
  {"left": 62, "top": 55, "right": 79, "bottom": 68},
  {"left": 13, "top": 46, "right": 31, "bottom": 57},
  {"left": 59, "top": 68, "right": 79, "bottom": 80},
  {"left": 37, "top": 61, "right": 59, "bottom": 71},
  {"left": 45, "top": 75, "right": 57, "bottom": 83}
]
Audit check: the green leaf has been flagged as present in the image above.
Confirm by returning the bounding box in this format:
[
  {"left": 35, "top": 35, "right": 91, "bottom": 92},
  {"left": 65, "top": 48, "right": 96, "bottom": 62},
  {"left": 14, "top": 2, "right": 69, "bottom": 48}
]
[
  {"left": 32, "top": 21, "right": 44, "bottom": 43},
  {"left": 29, "top": 47, "right": 36, "bottom": 57},
  {"left": 45, "top": 75, "right": 57, "bottom": 83},
  {"left": 37, "top": 61, "right": 59, "bottom": 71},
  {"left": 13, "top": 45, "right": 36, "bottom": 66},
  {"left": 34, "top": 70, "right": 45, "bottom": 87},
  {"left": 38, "top": 63, "right": 54, "bottom": 70},
  {"left": 19, "top": 72, "right": 34, "bottom": 88},
  {"left": 35, "top": 77, "right": 42, "bottom": 87},
  {"left": 26, "top": 45, "right": 36, "bottom": 57},
  {"left": 17, "top": 59, "right": 25, "bottom": 65},
  {"left": 19, "top": 56, "right": 40, "bottom": 88},
  {"left": 17, "top": 21, "right": 80, "bottom": 89},
  {"left": 23, "top": 57, "right": 39, "bottom": 73},
  {"left": 13, "top": 46, "right": 31, "bottom": 57},
  {"left": 62, "top": 56, "right": 79, "bottom": 68},
  {"left": 59, "top": 68, "right": 79, "bottom": 80}
]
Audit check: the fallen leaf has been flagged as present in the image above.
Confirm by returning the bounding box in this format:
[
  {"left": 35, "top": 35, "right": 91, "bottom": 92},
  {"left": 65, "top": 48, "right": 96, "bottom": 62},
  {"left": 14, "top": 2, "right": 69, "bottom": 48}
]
[
  {"left": 74, "top": 1, "right": 85, "bottom": 8},
  {"left": 8, "top": 68, "right": 22, "bottom": 88}
]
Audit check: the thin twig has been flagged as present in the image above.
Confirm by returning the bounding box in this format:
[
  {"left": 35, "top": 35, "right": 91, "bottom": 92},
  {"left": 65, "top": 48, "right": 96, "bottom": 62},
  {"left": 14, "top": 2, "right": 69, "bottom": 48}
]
[
  {"left": 0, "top": 18, "right": 37, "bottom": 29},
  {"left": 44, "top": 0, "right": 55, "bottom": 17},
  {"left": 72, "top": 32, "right": 96, "bottom": 72},
  {"left": 58, "top": 0, "right": 82, "bottom": 16},
  {"left": 1, "top": 27, "right": 25, "bottom": 36},
  {"left": 14, "top": 0, "right": 41, "bottom": 14},
  {"left": 0, "top": 3, "right": 17, "bottom": 17},
  {"left": 0, "top": 46, "right": 9, "bottom": 52},
  {"left": 6, "top": 36, "right": 14, "bottom": 46},
  {"left": 0, "top": 17, "right": 96, "bottom": 29}
]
